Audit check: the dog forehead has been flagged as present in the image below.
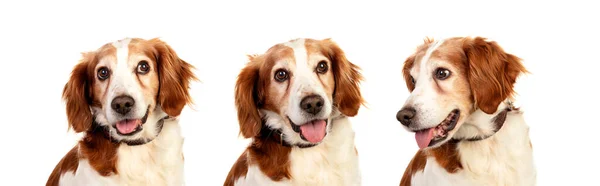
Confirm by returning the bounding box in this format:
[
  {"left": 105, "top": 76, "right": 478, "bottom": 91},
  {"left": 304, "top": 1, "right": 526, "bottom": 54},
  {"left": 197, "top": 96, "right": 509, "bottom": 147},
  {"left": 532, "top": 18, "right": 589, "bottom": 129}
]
[
  {"left": 95, "top": 38, "right": 155, "bottom": 66},
  {"left": 410, "top": 39, "right": 450, "bottom": 75},
  {"left": 429, "top": 38, "right": 468, "bottom": 71},
  {"left": 111, "top": 38, "right": 132, "bottom": 48}
]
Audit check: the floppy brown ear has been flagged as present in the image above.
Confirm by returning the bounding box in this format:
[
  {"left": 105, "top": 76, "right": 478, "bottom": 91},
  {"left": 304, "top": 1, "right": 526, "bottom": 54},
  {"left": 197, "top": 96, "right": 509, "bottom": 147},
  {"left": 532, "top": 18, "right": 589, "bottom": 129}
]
[
  {"left": 234, "top": 55, "right": 263, "bottom": 138},
  {"left": 63, "top": 53, "right": 94, "bottom": 133},
  {"left": 323, "top": 39, "right": 365, "bottom": 117},
  {"left": 463, "top": 37, "right": 528, "bottom": 114},
  {"left": 152, "top": 38, "right": 198, "bottom": 117}
]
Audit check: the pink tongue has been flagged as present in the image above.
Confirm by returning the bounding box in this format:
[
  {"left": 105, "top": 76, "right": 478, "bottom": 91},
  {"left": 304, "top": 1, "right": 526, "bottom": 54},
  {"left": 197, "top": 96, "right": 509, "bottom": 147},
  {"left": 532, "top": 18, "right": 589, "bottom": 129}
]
[
  {"left": 116, "top": 119, "right": 141, "bottom": 134},
  {"left": 415, "top": 128, "right": 435, "bottom": 149},
  {"left": 299, "top": 120, "right": 327, "bottom": 143}
]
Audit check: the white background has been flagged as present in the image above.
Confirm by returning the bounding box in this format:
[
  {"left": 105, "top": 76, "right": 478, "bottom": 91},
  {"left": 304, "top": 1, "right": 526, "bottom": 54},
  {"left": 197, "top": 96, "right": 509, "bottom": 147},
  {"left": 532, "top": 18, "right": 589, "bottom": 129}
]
[{"left": 1, "top": 0, "right": 598, "bottom": 185}]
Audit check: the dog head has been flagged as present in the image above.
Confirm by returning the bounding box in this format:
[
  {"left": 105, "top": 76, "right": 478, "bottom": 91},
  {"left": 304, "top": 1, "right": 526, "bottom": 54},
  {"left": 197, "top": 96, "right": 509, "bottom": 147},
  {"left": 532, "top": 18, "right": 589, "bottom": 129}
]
[
  {"left": 62, "top": 38, "right": 196, "bottom": 144},
  {"left": 397, "top": 37, "right": 527, "bottom": 149},
  {"left": 235, "top": 38, "right": 364, "bottom": 147}
]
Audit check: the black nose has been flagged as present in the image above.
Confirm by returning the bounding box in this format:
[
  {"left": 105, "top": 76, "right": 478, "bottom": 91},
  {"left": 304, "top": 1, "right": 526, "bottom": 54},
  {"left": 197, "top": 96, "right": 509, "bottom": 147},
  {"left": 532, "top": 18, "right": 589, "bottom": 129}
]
[
  {"left": 300, "top": 95, "right": 325, "bottom": 115},
  {"left": 397, "top": 107, "right": 416, "bottom": 126},
  {"left": 111, "top": 95, "right": 135, "bottom": 115}
]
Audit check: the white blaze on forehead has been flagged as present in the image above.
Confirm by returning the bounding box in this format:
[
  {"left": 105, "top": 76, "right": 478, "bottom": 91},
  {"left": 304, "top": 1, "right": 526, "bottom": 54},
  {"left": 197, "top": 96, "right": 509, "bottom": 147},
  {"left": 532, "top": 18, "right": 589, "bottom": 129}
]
[
  {"left": 112, "top": 38, "right": 132, "bottom": 66},
  {"left": 111, "top": 38, "right": 134, "bottom": 93},
  {"left": 283, "top": 38, "right": 308, "bottom": 71},
  {"left": 284, "top": 38, "right": 314, "bottom": 91},
  {"left": 415, "top": 39, "right": 446, "bottom": 77}
]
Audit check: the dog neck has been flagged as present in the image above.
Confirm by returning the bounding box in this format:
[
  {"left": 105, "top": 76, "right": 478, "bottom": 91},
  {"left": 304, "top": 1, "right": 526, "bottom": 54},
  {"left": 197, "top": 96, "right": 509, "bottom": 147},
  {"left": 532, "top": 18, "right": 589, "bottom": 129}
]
[
  {"left": 449, "top": 101, "right": 536, "bottom": 185},
  {"left": 451, "top": 100, "right": 517, "bottom": 142}
]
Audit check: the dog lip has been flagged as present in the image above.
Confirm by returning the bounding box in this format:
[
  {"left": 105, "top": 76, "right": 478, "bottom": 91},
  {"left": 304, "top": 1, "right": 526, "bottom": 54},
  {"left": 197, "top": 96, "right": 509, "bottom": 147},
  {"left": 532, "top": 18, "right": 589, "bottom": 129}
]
[
  {"left": 409, "top": 109, "right": 460, "bottom": 133},
  {"left": 140, "top": 106, "right": 150, "bottom": 124},
  {"left": 444, "top": 109, "right": 460, "bottom": 132},
  {"left": 287, "top": 116, "right": 329, "bottom": 132},
  {"left": 428, "top": 136, "right": 448, "bottom": 147}
]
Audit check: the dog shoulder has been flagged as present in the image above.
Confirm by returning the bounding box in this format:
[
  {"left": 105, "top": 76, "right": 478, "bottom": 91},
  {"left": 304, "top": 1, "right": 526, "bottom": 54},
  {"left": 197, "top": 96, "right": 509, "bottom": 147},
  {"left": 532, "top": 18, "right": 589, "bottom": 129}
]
[
  {"left": 46, "top": 146, "right": 79, "bottom": 186},
  {"left": 400, "top": 150, "right": 427, "bottom": 186},
  {"left": 224, "top": 151, "right": 250, "bottom": 186}
]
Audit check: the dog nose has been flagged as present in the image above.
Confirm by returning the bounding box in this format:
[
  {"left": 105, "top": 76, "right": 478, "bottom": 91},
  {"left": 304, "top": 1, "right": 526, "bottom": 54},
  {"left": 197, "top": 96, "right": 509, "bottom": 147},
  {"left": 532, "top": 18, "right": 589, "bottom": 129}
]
[
  {"left": 111, "top": 95, "right": 135, "bottom": 115},
  {"left": 300, "top": 95, "right": 325, "bottom": 115},
  {"left": 397, "top": 107, "right": 416, "bottom": 126}
]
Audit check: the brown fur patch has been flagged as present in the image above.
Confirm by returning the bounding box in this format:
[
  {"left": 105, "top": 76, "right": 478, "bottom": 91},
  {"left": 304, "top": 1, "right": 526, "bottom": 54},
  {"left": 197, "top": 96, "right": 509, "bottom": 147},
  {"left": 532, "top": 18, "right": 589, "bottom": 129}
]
[
  {"left": 400, "top": 142, "right": 462, "bottom": 186},
  {"left": 79, "top": 129, "right": 121, "bottom": 176},
  {"left": 46, "top": 146, "right": 79, "bottom": 186},
  {"left": 428, "top": 142, "right": 462, "bottom": 173},
  {"left": 400, "top": 149, "right": 426, "bottom": 186},
  {"left": 261, "top": 45, "right": 295, "bottom": 114},
  {"left": 318, "top": 39, "right": 365, "bottom": 116},
  {"left": 402, "top": 38, "right": 433, "bottom": 92},
  {"left": 402, "top": 55, "right": 416, "bottom": 92},
  {"left": 150, "top": 38, "right": 198, "bottom": 117},
  {"left": 224, "top": 151, "right": 250, "bottom": 186},
  {"left": 462, "top": 37, "right": 528, "bottom": 114},
  {"left": 234, "top": 45, "right": 294, "bottom": 138},
  {"left": 63, "top": 51, "right": 101, "bottom": 133},
  {"left": 248, "top": 140, "right": 293, "bottom": 181}
]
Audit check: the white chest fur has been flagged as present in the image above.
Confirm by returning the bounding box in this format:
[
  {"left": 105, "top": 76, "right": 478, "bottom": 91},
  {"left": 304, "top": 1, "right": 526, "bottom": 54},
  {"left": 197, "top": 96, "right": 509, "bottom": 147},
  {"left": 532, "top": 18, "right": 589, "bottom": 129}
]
[
  {"left": 59, "top": 119, "right": 185, "bottom": 186},
  {"left": 411, "top": 113, "right": 537, "bottom": 186},
  {"left": 236, "top": 117, "right": 361, "bottom": 186}
]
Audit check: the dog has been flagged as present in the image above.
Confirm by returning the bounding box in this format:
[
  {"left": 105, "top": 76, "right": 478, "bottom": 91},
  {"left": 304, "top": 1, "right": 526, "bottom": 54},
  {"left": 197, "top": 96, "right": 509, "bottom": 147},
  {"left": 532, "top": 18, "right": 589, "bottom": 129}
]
[
  {"left": 397, "top": 36, "right": 537, "bottom": 186},
  {"left": 46, "top": 38, "right": 197, "bottom": 186},
  {"left": 223, "top": 38, "right": 365, "bottom": 186}
]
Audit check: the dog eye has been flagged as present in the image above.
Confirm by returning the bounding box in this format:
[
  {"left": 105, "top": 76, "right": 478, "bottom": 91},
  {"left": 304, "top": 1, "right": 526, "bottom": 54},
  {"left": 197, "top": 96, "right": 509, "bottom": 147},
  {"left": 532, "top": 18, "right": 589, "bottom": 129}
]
[
  {"left": 435, "top": 68, "right": 451, "bottom": 80},
  {"left": 410, "top": 76, "right": 416, "bottom": 84},
  {"left": 97, "top": 67, "right": 110, "bottom": 80},
  {"left": 274, "top": 69, "right": 289, "bottom": 82},
  {"left": 137, "top": 61, "right": 150, "bottom": 74},
  {"left": 316, "top": 61, "right": 328, "bottom": 74}
]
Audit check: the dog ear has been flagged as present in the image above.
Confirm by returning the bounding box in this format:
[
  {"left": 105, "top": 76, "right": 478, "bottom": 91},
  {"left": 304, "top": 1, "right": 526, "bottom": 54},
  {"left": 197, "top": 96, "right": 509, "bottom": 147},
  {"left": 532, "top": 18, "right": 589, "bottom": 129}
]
[
  {"left": 234, "top": 55, "right": 264, "bottom": 138},
  {"left": 323, "top": 39, "right": 365, "bottom": 117},
  {"left": 63, "top": 53, "right": 94, "bottom": 133},
  {"left": 463, "top": 37, "right": 528, "bottom": 114},
  {"left": 151, "top": 38, "right": 198, "bottom": 117}
]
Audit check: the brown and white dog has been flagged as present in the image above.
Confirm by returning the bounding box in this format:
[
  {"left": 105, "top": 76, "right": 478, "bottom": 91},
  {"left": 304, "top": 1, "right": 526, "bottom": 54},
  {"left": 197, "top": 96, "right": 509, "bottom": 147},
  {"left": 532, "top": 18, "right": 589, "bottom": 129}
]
[
  {"left": 223, "top": 38, "right": 364, "bottom": 186},
  {"left": 46, "top": 38, "right": 197, "bottom": 186},
  {"left": 397, "top": 37, "right": 537, "bottom": 186}
]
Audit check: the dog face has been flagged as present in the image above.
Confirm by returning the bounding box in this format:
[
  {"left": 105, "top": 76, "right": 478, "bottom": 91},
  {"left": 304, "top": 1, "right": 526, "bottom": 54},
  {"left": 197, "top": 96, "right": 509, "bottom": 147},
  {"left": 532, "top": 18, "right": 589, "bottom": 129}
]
[
  {"left": 62, "top": 38, "right": 196, "bottom": 144},
  {"left": 235, "top": 38, "right": 363, "bottom": 147},
  {"left": 397, "top": 37, "right": 527, "bottom": 149}
]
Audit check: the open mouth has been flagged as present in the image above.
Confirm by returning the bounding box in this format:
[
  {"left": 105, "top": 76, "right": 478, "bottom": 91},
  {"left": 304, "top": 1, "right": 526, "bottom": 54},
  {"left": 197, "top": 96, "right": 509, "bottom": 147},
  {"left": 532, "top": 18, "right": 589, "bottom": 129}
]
[
  {"left": 413, "top": 109, "right": 460, "bottom": 149},
  {"left": 113, "top": 107, "right": 149, "bottom": 136},
  {"left": 288, "top": 117, "right": 328, "bottom": 144}
]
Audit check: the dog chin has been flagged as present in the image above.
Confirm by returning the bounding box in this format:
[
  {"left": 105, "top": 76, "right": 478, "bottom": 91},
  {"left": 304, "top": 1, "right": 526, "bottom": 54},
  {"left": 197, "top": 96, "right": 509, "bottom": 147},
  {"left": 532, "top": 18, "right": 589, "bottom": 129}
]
[{"left": 423, "top": 133, "right": 454, "bottom": 149}]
